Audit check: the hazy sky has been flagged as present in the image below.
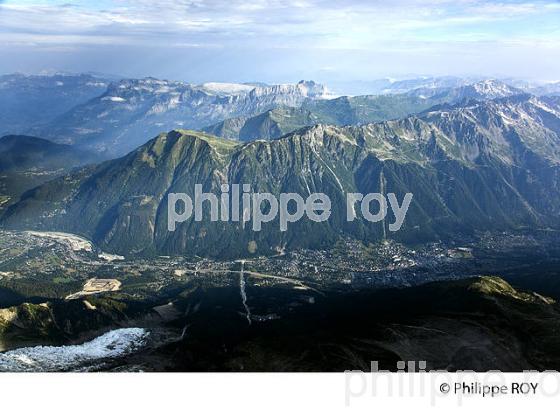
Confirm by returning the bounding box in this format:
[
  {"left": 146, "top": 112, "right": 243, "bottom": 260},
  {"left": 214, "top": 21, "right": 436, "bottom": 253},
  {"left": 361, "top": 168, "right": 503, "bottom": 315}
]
[{"left": 1, "top": 0, "right": 559, "bottom": 84}]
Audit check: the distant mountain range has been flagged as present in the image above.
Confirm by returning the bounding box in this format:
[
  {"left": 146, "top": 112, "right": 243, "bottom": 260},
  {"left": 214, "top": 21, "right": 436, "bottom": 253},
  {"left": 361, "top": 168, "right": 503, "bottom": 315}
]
[
  {"left": 3, "top": 94, "right": 559, "bottom": 257},
  {"left": 37, "top": 77, "right": 531, "bottom": 152},
  {"left": 34, "top": 78, "right": 332, "bottom": 156},
  {"left": 328, "top": 76, "right": 560, "bottom": 97},
  {"left": 205, "top": 80, "right": 527, "bottom": 141},
  {"left": 2, "top": 73, "right": 557, "bottom": 156}
]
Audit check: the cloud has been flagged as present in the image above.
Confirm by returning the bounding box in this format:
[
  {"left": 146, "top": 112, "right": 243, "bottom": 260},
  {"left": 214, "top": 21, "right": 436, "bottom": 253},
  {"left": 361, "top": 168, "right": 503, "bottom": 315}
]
[
  {"left": 0, "top": 0, "right": 559, "bottom": 81},
  {"left": 1, "top": 0, "right": 556, "bottom": 45}
]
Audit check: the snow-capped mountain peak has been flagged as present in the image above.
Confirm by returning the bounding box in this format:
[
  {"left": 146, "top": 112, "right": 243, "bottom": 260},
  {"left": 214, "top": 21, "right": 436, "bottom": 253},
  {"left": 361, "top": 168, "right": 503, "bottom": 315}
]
[{"left": 468, "top": 79, "right": 522, "bottom": 99}]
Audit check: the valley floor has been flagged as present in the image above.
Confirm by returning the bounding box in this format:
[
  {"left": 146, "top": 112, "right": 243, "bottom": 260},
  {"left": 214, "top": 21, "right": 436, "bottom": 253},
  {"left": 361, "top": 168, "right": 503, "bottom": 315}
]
[{"left": 1, "top": 228, "right": 560, "bottom": 371}]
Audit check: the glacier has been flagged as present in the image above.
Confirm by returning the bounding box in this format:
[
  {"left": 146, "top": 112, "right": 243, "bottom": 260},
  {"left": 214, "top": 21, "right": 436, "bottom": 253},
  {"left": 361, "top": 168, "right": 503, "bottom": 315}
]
[{"left": 0, "top": 328, "right": 149, "bottom": 372}]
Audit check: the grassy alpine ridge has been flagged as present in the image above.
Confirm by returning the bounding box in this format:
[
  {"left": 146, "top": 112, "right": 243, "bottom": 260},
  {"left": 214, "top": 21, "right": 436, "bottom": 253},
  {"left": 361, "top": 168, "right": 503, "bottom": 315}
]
[{"left": 2, "top": 95, "right": 560, "bottom": 257}]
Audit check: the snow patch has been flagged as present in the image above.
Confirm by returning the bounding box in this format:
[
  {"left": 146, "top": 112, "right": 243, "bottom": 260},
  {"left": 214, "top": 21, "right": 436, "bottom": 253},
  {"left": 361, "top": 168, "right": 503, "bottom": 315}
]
[
  {"left": 102, "top": 96, "right": 126, "bottom": 102},
  {"left": 201, "top": 82, "right": 255, "bottom": 95}
]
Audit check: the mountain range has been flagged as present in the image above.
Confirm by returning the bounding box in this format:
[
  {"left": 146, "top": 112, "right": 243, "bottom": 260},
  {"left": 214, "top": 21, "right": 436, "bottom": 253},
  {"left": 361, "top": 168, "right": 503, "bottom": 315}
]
[
  {"left": 2, "top": 94, "right": 559, "bottom": 257},
  {"left": 328, "top": 76, "right": 560, "bottom": 97},
  {"left": 34, "top": 78, "right": 332, "bottom": 156},
  {"left": 1, "top": 73, "right": 543, "bottom": 156},
  {"left": 204, "top": 80, "right": 526, "bottom": 141}
]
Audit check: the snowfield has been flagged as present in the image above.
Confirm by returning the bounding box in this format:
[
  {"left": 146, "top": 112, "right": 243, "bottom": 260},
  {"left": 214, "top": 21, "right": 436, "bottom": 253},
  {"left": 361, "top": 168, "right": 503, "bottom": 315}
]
[
  {"left": 0, "top": 328, "right": 149, "bottom": 372},
  {"left": 200, "top": 82, "right": 255, "bottom": 95}
]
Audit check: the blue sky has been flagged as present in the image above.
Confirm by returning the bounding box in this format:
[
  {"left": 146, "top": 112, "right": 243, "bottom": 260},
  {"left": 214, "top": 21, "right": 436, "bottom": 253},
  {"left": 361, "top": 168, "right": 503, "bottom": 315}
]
[{"left": 0, "top": 0, "right": 559, "bottom": 84}]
